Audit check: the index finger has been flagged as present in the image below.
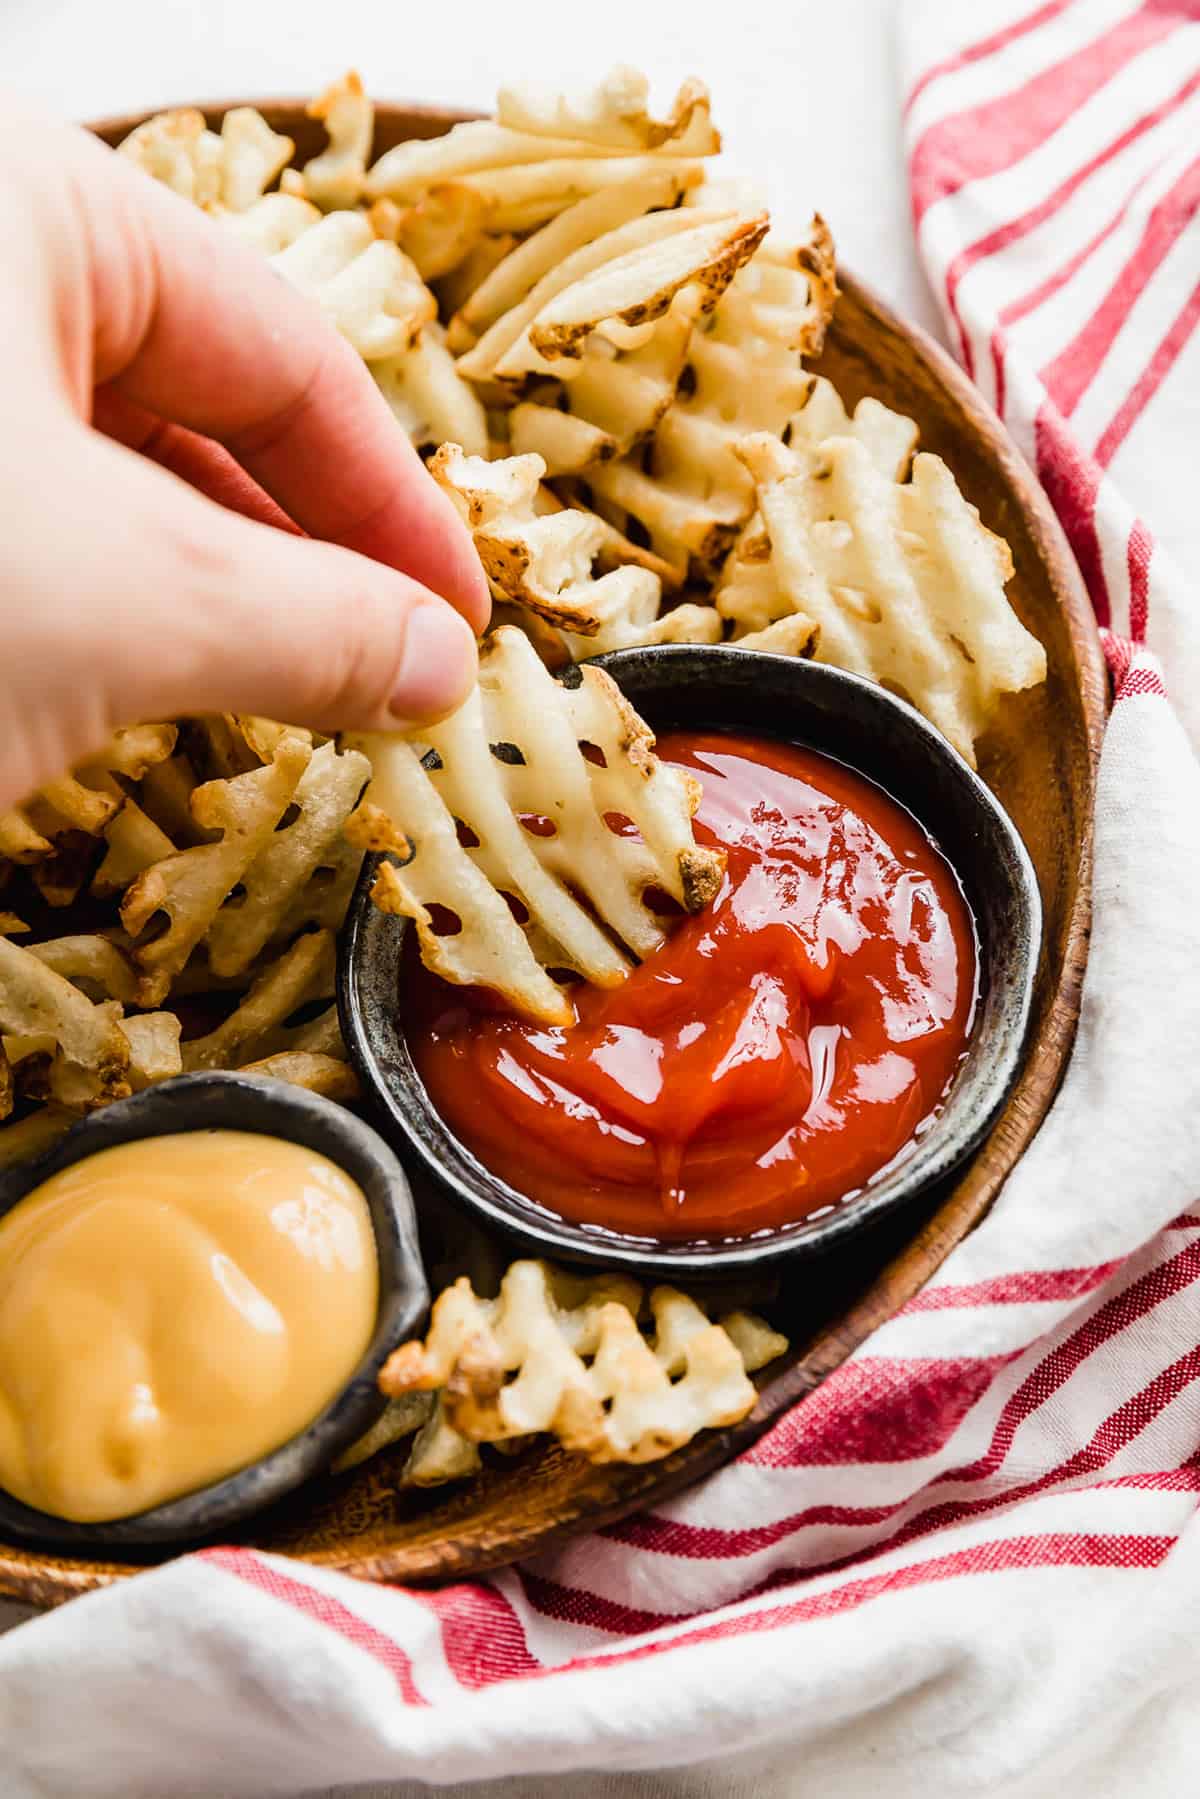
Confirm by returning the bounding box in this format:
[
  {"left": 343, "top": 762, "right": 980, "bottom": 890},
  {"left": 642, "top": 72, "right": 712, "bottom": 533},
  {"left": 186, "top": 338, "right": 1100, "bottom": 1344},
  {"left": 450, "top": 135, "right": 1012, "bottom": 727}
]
[{"left": 77, "top": 127, "right": 490, "bottom": 630}]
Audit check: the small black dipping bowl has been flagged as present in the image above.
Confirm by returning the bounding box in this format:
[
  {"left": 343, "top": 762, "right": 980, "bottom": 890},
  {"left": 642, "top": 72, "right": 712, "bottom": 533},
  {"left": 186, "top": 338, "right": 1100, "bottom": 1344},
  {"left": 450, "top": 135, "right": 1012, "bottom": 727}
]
[
  {"left": 0, "top": 1072, "right": 428, "bottom": 1548},
  {"left": 340, "top": 647, "right": 1041, "bottom": 1278}
]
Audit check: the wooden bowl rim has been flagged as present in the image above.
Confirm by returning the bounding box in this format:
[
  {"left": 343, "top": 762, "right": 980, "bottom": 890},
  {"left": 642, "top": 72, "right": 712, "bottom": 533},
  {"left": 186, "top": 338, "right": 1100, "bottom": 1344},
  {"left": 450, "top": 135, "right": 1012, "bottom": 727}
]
[{"left": 0, "top": 97, "right": 1107, "bottom": 1606}]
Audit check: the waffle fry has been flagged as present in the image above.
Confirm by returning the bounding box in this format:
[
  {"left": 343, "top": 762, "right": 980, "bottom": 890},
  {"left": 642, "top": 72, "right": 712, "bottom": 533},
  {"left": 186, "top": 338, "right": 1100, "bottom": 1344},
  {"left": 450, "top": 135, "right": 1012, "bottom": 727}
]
[
  {"left": 203, "top": 742, "right": 369, "bottom": 977},
  {"left": 717, "top": 376, "right": 920, "bottom": 640},
  {"left": 238, "top": 1049, "right": 359, "bottom": 1103},
  {"left": 735, "top": 433, "right": 1047, "bottom": 764},
  {"left": 345, "top": 624, "right": 724, "bottom": 1025},
  {"left": 222, "top": 191, "right": 322, "bottom": 254},
  {"left": 429, "top": 443, "right": 666, "bottom": 638},
  {"left": 180, "top": 929, "right": 336, "bottom": 1072},
  {"left": 121, "top": 735, "right": 312, "bottom": 982},
  {"left": 366, "top": 74, "right": 716, "bottom": 205},
  {"left": 369, "top": 186, "right": 489, "bottom": 282},
  {"left": 373, "top": 325, "right": 489, "bottom": 456},
  {"left": 270, "top": 213, "right": 436, "bottom": 361},
  {"left": 585, "top": 218, "right": 837, "bottom": 581},
  {"left": 0, "top": 936, "right": 130, "bottom": 1111},
  {"left": 292, "top": 72, "right": 373, "bottom": 209},
  {"left": 496, "top": 67, "right": 719, "bottom": 155},
  {"left": 378, "top": 1259, "right": 787, "bottom": 1469},
  {"left": 118, "top": 106, "right": 293, "bottom": 212}
]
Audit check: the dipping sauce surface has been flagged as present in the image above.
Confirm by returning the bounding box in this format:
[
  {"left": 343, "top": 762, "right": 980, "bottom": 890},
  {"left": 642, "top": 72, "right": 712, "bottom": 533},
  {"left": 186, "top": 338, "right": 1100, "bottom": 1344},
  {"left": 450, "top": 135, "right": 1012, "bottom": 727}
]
[
  {"left": 410, "top": 732, "right": 977, "bottom": 1243},
  {"left": 0, "top": 1131, "right": 377, "bottom": 1522}
]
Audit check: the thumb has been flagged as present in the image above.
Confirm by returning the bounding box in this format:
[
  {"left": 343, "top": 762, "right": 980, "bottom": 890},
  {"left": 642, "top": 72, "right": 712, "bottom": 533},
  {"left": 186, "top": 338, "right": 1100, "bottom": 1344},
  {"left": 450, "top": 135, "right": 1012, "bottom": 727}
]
[{"left": 8, "top": 431, "right": 479, "bottom": 801}]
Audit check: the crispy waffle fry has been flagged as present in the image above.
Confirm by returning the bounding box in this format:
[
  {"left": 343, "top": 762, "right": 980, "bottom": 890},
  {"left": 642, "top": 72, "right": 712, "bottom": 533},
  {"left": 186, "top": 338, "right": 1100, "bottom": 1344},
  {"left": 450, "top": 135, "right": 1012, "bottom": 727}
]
[
  {"left": 121, "top": 1012, "right": 183, "bottom": 1090},
  {"left": 179, "top": 929, "right": 336, "bottom": 1072},
  {"left": 447, "top": 176, "right": 694, "bottom": 354},
  {"left": 369, "top": 186, "right": 489, "bottom": 282},
  {"left": 0, "top": 937, "right": 130, "bottom": 1111},
  {"left": 718, "top": 376, "right": 920, "bottom": 639},
  {"left": 203, "top": 742, "right": 369, "bottom": 977},
  {"left": 378, "top": 1259, "right": 787, "bottom": 1470},
  {"left": 293, "top": 72, "right": 373, "bottom": 209},
  {"left": 0, "top": 810, "right": 51, "bottom": 864},
  {"left": 238, "top": 1049, "right": 359, "bottom": 1102},
  {"left": 735, "top": 433, "right": 1047, "bottom": 764},
  {"left": 496, "top": 68, "right": 719, "bottom": 155},
  {"left": 222, "top": 191, "right": 322, "bottom": 254},
  {"left": 373, "top": 326, "right": 489, "bottom": 456},
  {"left": 121, "top": 735, "right": 312, "bottom": 981},
  {"left": 270, "top": 213, "right": 436, "bottom": 361},
  {"left": 24, "top": 935, "right": 162, "bottom": 1008},
  {"left": 366, "top": 75, "right": 716, "bottom": 204},
  {"left": 345, "top": 624, "right": 724, "bottom": 1025},
  {"left": 585, "top": 218, "right": 837, "bottom": 581},
  {"left": 429, "top": 443, "right": 665, "bottom": 637},
  {"left": 118, "top": 106, "right": 293, "bottom": 211}
]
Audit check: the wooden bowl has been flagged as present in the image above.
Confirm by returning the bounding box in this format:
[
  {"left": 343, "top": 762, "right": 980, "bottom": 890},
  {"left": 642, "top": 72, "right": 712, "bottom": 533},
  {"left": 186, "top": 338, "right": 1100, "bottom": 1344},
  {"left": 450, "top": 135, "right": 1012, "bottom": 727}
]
[{"left": 0, "top": 99, "right": 1107, "bottom": 1608}]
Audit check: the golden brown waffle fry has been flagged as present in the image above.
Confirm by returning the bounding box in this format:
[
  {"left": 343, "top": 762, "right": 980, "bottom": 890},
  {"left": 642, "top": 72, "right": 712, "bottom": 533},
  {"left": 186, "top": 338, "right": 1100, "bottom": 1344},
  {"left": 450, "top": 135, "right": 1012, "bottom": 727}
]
[
  {"left": 293, "top": 71, "right": 373, "bottom": 209},
  {"left": 378, "top": 1259, "right": 787, "bottom": 1470},
  {"left": 23, "top": 935, "right": 162, "bottom": 1008},
  {"left": 222, "top": 191, "right": 322, "bottom": 254},
  {"left": 121, "top": 736, "right": 312, "bottom": 981},
  {"left": 429, "top": 443, "right": 665, "bottom": 637},
  {"left": 447, "top": 176, "right": 694, "bottom": 354},
  {"left": 238, "top": 1049, "right": 359, "bottom": 1103},
  {"left": 345, "top": 624, "right": 724, "bottom": 1025},
  {"left": 496, "top": 68, "right": 719, "bottom": 154},
  {"left": 369, "top": 186, "right": 489, "bottom": 282},
  {"left": 735, "top": 433, "right": 1047, "bottom": 765},
  {"left": 585, "top": 218, "right": 837, "bottom": 581},
  {"left": 373, "top": 326, "right": 489, "bottom": 456},
  {"left": 179, "top": 929, "right": 337, "bottom": 1072},
  {"left": 366, "top": 75, "right": 716, "bottom": 204},
  {"left": 121, "top": 1012, "right": 183, "bottom": 1090},
  {"left": 0, "top": 937, "right": 130, "bottom": 1111},
  {"left": 118, "top": 107, "right": 293, "bottom": 211},
  {"left": 270, "top": 213, "right": 436, "bottom": 361},
  {"left": 0, "top": 810, "right": 51, "bottom": 864},
  {"left": 203, "top": 742, "right": 369, "bottom": 977}
]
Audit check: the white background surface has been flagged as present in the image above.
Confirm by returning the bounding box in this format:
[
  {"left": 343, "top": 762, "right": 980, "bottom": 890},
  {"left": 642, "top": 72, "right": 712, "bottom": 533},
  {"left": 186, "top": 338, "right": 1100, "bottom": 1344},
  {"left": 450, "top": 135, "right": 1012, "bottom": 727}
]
[{"left": 0, "top": 0, "right": 940, "bottom": 1788}]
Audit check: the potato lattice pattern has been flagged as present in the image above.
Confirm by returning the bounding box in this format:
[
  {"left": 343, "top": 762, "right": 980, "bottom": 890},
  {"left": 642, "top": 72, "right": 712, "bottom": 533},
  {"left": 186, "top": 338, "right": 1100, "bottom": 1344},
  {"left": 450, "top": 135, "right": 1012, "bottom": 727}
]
[
  {"left": 345, "top": 625, "right": 725, "bottom": 1026},
  {"left": 373, "top": 1258, "right": 788, "bottom": 1479}
]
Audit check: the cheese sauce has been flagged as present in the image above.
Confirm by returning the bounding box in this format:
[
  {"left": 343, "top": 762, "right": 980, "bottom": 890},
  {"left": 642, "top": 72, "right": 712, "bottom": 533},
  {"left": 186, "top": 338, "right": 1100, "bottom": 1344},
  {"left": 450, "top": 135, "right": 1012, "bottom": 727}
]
[
  {"left": 410, "top": 732, "right": 977, "bottom": 1243},
  {"left": 0, "top": 1131, "right": 377, "bottom": 1522}
]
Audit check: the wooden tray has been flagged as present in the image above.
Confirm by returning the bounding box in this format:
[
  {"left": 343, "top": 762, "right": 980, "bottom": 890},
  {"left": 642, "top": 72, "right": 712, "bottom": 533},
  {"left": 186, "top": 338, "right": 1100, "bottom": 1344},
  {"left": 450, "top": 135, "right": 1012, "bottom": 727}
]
[{"left": 0, "top": 100, "right": 1107, "bottom": 1608}]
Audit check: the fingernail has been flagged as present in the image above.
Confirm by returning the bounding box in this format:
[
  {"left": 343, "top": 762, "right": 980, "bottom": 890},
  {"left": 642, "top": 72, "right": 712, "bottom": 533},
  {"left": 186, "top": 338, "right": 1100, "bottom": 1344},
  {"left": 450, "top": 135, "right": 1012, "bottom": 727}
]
[{"left": 389, "top": 603, "right": 477, "bottom": 725}]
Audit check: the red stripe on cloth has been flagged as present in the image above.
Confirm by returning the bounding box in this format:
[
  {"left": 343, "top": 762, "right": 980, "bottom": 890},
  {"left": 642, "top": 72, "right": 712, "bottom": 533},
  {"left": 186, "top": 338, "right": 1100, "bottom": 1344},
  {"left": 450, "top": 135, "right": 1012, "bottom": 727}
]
[
  {"left": 902, "top": 1263, "right": 1122, "bottom": 1310},
  {"left": 741, "top": 1355, "right": 1014, "bottom": 1470},
  {"left": 909, "top": 5, "right": 1178, "bottom": 228},
  {"left": 520, "top": 1532, "right": 1176, "bottom": 1653},
  {"left": 991, "top": 170, "right": 1155, "bottom": 413},
  {"left": 945, "top": 70, "right": 1199, "bottom": 376},
  {"left": 1114, "top": 663, "right": 1170, "bottom": 700},
  {"left": 1035, "top": 405, "right": 1111, "bottom": 622},
  {"left": 1128, "top": 520, "right": 1153, "bottom": 638},
  {"left": 202, "top": 1549, "right": 427, "bottom": 1706},
  {"left": 904, "top": 0, "right": 1078, "bottom": 116},
  {"left": 412, "top": 1583, "right": 541, "bottom": 1688},
  {"left": 606, "top": 1238, "right": 1200, "bottom": 1561},
  {"left": 1103, "top": 628, "right": 1137, "bottom": 683},
  {"left": 1039, "top": 152, "right": 1200, "bottom": 418},
  {"left": 1096, "top": 273, "right": 1200, "bottom": 464}
]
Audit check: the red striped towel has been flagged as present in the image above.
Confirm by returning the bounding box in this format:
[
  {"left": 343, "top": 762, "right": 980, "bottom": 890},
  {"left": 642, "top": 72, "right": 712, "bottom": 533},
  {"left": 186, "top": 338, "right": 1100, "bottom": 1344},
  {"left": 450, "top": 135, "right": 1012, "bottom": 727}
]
[{"left": 4, "top": 8, "right": 1200, "bottom": 1793}]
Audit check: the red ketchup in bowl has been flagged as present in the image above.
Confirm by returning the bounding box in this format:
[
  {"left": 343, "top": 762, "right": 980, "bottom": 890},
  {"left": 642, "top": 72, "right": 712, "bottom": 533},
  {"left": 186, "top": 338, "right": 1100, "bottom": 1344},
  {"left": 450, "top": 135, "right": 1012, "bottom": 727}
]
[{"left": 407, "top": 732, "right": 977, "bottom": 1243}]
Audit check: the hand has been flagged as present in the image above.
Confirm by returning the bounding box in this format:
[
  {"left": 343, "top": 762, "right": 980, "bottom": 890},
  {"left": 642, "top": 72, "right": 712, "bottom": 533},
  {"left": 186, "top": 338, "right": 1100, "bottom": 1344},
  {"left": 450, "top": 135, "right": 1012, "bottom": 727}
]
[{"left": 0, "top": 107, "right": 490, "bottom": 815}]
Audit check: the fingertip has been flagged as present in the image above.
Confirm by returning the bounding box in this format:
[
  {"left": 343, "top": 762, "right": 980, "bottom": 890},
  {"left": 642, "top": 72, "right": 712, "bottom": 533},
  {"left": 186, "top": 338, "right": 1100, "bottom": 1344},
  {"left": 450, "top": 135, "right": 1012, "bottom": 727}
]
[{"left": 388, "top": 600, "right": 479, "bottom": 728}]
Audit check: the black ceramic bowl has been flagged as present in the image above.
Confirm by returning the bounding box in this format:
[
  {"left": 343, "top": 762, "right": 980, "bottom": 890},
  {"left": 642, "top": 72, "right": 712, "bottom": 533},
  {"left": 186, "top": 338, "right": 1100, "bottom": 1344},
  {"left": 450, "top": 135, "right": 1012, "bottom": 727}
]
[
  {"left": 340, "top": 646, "right": 1041, "bottom": 1278},
  {"left": 0, "top": 1073, "right": 428, "bottom": 1548}
]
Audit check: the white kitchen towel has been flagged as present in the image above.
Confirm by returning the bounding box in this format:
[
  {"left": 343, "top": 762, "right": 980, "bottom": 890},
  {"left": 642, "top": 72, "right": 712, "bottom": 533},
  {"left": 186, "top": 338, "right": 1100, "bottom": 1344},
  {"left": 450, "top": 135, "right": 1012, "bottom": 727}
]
[{"left": 3, "top": 4, "right": 1200, "bottom": 1793}]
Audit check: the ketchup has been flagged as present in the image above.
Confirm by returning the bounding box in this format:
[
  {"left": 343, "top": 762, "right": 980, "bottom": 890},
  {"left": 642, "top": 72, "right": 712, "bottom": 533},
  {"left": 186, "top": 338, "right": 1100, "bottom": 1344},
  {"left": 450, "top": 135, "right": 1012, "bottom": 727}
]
[{"left": 407, "top": 732, "right": 977, "bottom": 1244}]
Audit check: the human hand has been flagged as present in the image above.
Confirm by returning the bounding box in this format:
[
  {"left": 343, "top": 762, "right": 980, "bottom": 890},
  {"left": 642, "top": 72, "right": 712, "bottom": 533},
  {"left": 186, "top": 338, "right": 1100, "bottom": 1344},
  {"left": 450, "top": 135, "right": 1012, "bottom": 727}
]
[{"left": 0, "top": 107, "right": 490, "bottom": 815}]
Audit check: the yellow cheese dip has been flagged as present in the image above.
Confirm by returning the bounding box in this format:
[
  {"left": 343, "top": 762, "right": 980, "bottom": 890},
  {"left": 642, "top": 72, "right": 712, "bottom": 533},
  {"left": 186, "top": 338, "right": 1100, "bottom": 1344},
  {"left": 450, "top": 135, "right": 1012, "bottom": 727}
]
[{"left": 0, "top": 1130, "right": 378, "bottom": 1522}]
